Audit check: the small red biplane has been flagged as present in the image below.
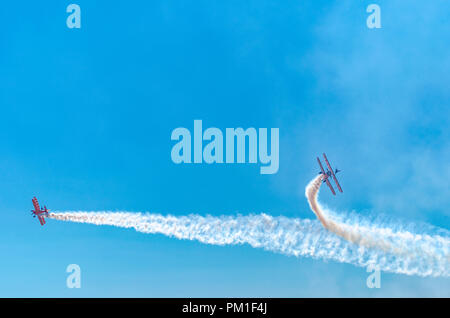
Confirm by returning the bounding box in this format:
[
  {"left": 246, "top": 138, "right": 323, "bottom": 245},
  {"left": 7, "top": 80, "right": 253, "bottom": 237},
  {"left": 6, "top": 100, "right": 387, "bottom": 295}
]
[
  {"left": 317, "top": 153, "right": 343, "bottom": 195},
  {"left": 31, "top": 197, "right": 49, "bottom": 226}
]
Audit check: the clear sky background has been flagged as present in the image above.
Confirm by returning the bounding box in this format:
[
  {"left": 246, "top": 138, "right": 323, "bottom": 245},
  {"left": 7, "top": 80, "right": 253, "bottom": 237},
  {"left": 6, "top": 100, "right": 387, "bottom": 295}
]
[{"left": 0, "top": 1, "right": 449, "bottom": 297}]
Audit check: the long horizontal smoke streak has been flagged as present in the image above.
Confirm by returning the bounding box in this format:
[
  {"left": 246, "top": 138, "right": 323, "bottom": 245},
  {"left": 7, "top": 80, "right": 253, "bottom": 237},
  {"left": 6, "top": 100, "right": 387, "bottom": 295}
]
[{"left": 49, "top": 176, "right": 449, "bottom": 277}]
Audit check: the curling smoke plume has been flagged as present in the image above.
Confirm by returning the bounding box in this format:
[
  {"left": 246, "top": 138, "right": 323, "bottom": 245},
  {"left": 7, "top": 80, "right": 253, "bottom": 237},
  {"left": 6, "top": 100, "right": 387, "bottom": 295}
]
[{"left": 49, "top": 175, "right": 449, "bottom": 277}]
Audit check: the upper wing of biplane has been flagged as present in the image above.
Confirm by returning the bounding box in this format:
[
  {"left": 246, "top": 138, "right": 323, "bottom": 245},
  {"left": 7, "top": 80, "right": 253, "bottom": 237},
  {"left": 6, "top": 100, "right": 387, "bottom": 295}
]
[
  {"left": 32, "top": 197, "right": 40, "bottom": 211},
  {"left": 323, "top": 153, "right": 343, "bottom": 193},
  {"left": 31, "top": 197, "right": 47, "bottom": 226}
]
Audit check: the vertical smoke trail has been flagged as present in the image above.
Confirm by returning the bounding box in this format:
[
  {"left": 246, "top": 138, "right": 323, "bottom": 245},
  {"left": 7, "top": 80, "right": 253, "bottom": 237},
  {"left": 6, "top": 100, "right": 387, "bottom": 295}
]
[
  {"left": 306, "top": 176, "right": 398, "bottom": 253},
  {"left": 47, "top": 176, "right": 450, "bottom": 277},
  {"left": 306, "top": 175, "right": 450, "bottom": 271}
]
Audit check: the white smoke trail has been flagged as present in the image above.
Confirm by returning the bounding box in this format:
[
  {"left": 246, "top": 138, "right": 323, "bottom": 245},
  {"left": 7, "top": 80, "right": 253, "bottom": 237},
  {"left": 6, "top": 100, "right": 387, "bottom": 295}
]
[
  {"left": 306, "top": 175, "right": 450, "bottom": 276},
  {"left": 307, "top": 176, "right": 410, "bottom": 254},
  {"left": 48, "top": 176, "right": 449, "bottom": 277}
]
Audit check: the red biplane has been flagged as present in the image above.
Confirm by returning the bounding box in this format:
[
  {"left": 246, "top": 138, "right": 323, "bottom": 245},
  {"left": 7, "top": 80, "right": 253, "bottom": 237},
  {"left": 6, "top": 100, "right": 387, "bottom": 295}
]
[
  {"left": 31, "top": 197, "right": 49, "bottom": 226},
  {"left": 317, "top": 153, "right": 343, "bottom": 195}
]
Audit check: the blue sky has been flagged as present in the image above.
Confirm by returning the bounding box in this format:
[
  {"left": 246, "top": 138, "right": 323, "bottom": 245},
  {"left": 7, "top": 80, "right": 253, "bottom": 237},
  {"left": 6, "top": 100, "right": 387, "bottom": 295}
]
[{"left": 0, "top": 1, "right": 449, "bottom": 297}]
